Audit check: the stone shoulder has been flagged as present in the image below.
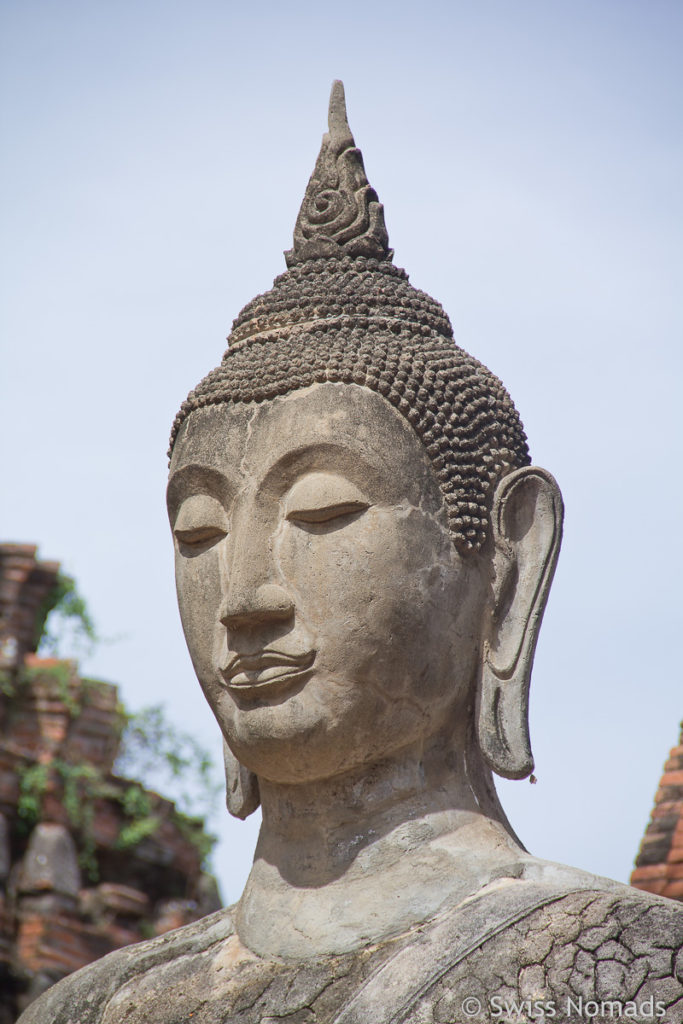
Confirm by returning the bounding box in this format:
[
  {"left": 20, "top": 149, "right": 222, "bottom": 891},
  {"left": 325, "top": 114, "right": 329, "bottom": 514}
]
[
  {"left": 15, "top": 879, "right": 683, "bottom": 1023},
  {"left": 16, "top": 906, "right": 235, "bottom": 1024},
  {"left": 410, "top": 887, "right": 683, "bottom": 1024}
]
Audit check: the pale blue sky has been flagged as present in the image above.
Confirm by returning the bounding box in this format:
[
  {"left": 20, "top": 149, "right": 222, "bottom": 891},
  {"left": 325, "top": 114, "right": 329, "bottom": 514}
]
[{"left": 2, "top": 0, "right": 682, "bottom": 904}]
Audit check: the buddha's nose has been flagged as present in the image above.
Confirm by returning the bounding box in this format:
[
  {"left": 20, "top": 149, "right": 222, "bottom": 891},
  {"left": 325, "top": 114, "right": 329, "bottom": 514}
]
[
  {"left": 219, "top": 582, "right": 294, "bottom": 632},
  {"left": 219, "top": 497, "right": 294, "bottom": 631}
]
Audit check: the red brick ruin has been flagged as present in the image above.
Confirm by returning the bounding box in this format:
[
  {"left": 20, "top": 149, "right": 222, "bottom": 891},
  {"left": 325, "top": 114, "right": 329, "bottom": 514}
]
[
  {"left": 0, "top": 544, "right": 219, "bottom": 1021},
  {"left": 631, "top": 721, "right": 683, "bottom": 903}
]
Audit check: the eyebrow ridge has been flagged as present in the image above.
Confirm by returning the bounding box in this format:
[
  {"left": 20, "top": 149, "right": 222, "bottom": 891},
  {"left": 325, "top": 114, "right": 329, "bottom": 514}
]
[
  {"left": 166, "top": 464, "right": 234, "bottom": 518},
  {"left": 259, "top": 440, "right": 383, "bottom": 493}
]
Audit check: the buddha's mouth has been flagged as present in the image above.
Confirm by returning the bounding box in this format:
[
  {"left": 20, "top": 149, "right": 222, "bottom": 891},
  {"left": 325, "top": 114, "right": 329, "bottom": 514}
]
[{"left": 220, "top": 650, "right": 316, "bottom": 697}]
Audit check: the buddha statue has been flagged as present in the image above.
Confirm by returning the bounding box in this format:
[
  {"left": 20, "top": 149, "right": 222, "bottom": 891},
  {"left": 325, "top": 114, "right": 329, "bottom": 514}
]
[{"left": 21, "top": 82, "right": 682, "bottom": 1024}]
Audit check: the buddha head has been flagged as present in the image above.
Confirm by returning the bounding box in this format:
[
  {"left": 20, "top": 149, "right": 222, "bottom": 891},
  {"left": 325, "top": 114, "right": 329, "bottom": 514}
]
[{"left": 167, "top": 82, "right": 563, "bottom": 822}]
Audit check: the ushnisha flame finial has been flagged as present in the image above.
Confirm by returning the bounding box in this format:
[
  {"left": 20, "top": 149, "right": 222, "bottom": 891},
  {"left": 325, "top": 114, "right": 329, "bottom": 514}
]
[{"left": 284, "top": 81, "right": 392, "bottom": 267}]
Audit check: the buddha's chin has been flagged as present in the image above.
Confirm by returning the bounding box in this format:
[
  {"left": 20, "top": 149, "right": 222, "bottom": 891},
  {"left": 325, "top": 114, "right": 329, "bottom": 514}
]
[
  {"left": 220, "top": 703, "right": 365, "bottom": 784},
  {"left": 213, "top": 680, "right": 446, "bottom": 787}
]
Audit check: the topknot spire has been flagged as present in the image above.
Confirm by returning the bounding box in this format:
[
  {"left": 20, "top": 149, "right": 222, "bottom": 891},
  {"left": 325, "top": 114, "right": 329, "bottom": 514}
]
[{"left": 284, "top": 81, "right": 392, "bottom": 267}]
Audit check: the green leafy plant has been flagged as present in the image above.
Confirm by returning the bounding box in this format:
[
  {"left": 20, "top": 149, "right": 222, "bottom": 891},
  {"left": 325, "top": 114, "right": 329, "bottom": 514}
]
[
  {"left": 120, "top": 782, "right": 153, "bottom": 819},
  {"left": 114, "top": 707, "right": 220, "bottom": 866},
  {"left": 115, "top": 782, "right": 160, "bottom": 850},
  {"left": 116, "top": 814, "right": 161, "bottom": 851},
  {"left": 56, "top": 759, "right": 102, "bottom": 877},
  {"left": 17, "top": 757, "right": 104, "bottom": 878},
  {"left": 13, "top": 679, "right": 219, "bottom": 872},
  {"left": 35, "top": 571, "right": 98, "bottom": 658},
  {"left": 21, "top": 660, "right": 80, "bottom": 717},
  {"left": 0, "top": 669, "right": 15, "bottom": 697},
  {"left": 16, "top": 573, "right": 219, "bottom": 873},
  {"left": 17, "top": 763, "right": 50, "bottom": 827},
  {"left": 115, "top": 704, "right": 220, "bottom": 825},
  {"left": 171, "top": 809, "right": 217, "bottom": 864}
]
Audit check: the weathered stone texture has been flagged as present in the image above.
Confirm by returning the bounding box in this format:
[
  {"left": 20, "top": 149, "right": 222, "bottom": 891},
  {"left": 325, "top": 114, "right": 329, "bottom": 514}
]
[
  {"left": 406, "top": 892, "right": 683, "bottom": 1024},
  {"left": 18, "top": 887, "right": 683, "bottom": 1023}
]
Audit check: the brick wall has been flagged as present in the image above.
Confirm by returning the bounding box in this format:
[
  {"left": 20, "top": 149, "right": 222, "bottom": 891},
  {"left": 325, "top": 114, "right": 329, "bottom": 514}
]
[
  {"left": 0, "top": 546, "right": 220, "bottom": 1021},
  {"left": 631, "top": 722, "right": 683, "bottom": 903},
  {"left": 0, "top": 545, "right": 60, "bottom": 671}
]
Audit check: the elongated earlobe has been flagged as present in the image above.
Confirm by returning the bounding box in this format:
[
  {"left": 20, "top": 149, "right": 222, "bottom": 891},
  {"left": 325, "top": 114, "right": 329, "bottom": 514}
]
[
  {"left": 477, "top": 467, "right": 563, "bottom": 779},
  {"left": 223, "top": 739, "right": 260, "bottom": 819}
]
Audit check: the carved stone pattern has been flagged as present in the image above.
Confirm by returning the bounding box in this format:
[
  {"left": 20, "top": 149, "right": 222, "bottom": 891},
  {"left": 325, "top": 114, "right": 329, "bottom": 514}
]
[
  {"left": 229, "top": 256, "right": 451, "bottom": 344},
  {"left": 284, "top": 82, "right": 390, "bottom": 266},
  {"left": 170, "top": 257, "right": 530, "bottom": 553},
  {"left": 407, "top": 891, "right": 683, "bottom": 1024}
]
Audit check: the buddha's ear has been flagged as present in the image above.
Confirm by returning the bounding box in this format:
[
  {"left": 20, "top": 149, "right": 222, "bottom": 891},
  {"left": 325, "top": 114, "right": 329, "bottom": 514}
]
[
  {"left": 223, "top": 738, "right": 260, "bottom": 819},
  {"left": 477, "top": 466, "right": 563, "bottom": 780}
]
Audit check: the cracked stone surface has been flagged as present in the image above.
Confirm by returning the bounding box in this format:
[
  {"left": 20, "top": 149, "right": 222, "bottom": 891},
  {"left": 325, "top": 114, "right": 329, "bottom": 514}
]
[
  {"left": 406, "top": 891, "right": 683, "bottom": 1024},
  {"left": 18, "top": 884, "right": 683, "bottom": 1023}
]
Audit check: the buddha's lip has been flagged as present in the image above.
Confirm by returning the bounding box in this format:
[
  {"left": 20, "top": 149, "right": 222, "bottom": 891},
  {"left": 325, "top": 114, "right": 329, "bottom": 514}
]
[{"left": 220, "top": 650, "right": 316, "bottom": 693}]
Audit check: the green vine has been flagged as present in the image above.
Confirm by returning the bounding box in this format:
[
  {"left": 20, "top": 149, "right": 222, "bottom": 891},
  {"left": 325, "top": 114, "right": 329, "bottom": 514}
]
[
  {"left": 17, "top": 758, "right": 105, "bottom": 879},
  {"left": 16, "top": 759, "right": 216, "bottom": 879},
  {"left": 0, "top": 669, "right": 15, "bottom": 698},
  {"left": 115, "top": 815, "right": 161, "bottom": 851},
  {"left": 115, "top": 704, "right": 220, "bottom": 826},
  {"left": 120, "top": 783, "right": 152, "bottom": 819},
  {"left": 171, "top": 810, "right": 217, "bottom": 865},
  {"left": 57, "top": 759, "right": 101, "bottom": 878},
  {"left": 14, "top": 692, "right": 218, "bottom": 876},
  {"left": 17, "top": 763, "right": 49, "bottom": 827},
  {"left": 21, "top": 661, "right": 80, "bottom": 717},
  {"left": 115, "top": 783, "right": 160, "bottom": 850},
  {"left": 10, "top": 567, "right": 218, "bottom": 875},
  {"left": 35, "top": 571, "right": 98, "bottom": 658}
]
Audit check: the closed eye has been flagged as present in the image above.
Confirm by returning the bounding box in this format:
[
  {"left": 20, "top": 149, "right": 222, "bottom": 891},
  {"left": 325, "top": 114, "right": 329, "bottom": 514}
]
[
  {"left": 173, "top": 493, "right": 228, "bottom": 557},
  {"left": 174, "top": 525, "right": 226, "bottom": 556},
  {"left": 283, "top": 472, "right": 370, "bottom": 529},
  {"left": 286, "top": 501, "right": 369, "bottom": 526}
]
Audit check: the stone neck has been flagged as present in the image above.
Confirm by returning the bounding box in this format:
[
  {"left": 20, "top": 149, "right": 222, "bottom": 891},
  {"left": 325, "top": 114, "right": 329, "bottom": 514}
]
[
  {"left": 235, "top": 721, "right": 526, "bottom": 959},
  {"left": 256, "top": 731, "right": 483, "bottom": 875}
]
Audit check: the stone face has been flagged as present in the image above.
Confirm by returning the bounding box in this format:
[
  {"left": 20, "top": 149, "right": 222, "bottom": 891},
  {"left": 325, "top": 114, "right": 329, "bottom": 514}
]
[
  {"left": 170, "top": 385, "right": 481, "bottom": 791},
  {"left": 18, "top": 81, "right": 683, "bottom": 1021}
]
